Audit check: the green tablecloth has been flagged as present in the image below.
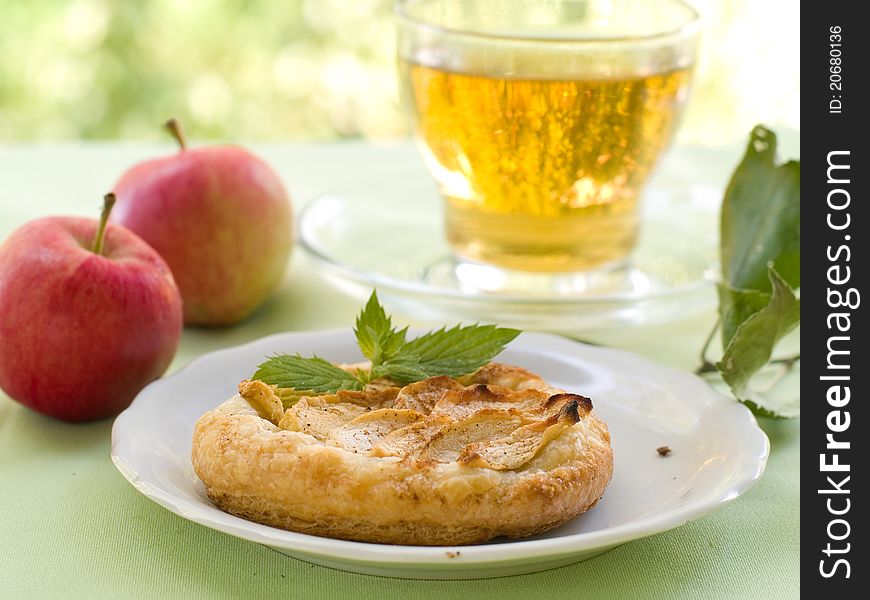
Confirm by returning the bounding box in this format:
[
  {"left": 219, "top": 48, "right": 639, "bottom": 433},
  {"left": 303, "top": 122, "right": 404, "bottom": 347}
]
[{"left": 0, "top": 141, "right": 799, "bottom": 599}]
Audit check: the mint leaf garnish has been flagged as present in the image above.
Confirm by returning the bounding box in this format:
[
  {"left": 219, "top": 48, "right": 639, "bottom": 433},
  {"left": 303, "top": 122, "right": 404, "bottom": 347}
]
[{"left": 252, "top": 292, "right": 521, "bottom": 399}]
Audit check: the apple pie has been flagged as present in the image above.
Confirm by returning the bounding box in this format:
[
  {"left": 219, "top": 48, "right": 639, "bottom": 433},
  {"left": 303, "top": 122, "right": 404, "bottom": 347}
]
[{"left": 192, "top": 362, "right": 613, "bottom": 545}]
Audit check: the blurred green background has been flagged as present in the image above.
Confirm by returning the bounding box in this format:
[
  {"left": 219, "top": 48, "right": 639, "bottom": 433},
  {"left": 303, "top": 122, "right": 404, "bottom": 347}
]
[{"left": 0, "top": 0, "right": 798, "bottom": 144}]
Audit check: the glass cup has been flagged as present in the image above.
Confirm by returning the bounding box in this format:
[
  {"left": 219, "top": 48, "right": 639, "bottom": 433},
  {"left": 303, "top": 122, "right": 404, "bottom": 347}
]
[{"left": 396, "top": 0, "right": 701, "bottom": 286}]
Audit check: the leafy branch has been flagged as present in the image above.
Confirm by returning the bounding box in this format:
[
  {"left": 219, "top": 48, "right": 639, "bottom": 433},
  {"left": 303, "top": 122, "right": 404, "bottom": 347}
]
[{"left": 696, "top": 125, "right": 800, "bottom": 418}]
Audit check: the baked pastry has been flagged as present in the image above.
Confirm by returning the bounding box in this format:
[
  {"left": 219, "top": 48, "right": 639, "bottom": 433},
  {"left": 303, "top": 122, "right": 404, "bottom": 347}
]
[{"left": 192, "top": 362, "right": 613, "bottom": 545}]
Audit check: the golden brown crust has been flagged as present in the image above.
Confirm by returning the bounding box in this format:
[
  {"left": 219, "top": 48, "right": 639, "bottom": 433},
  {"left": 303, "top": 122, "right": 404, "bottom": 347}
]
[{"left": 192, "top": 363, "right": 613, "bottom": 545}]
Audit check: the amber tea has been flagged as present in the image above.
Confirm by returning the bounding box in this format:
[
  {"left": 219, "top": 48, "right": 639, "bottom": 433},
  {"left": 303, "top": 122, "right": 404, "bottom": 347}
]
[
  {"left": 402, "top": 62, "right": 692, "bottom": 272},
  {"left": 396, "top": 0, "right": 700, "bottom": 275}
]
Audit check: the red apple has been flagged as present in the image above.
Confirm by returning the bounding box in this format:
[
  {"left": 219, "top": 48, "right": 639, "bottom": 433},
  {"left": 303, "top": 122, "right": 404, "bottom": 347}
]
[
  {"left": 111, "top": 119, "right": 293, "bottom": 326},
  {"left": 0, "top": 195, "right": 183, "bottom": 422}
]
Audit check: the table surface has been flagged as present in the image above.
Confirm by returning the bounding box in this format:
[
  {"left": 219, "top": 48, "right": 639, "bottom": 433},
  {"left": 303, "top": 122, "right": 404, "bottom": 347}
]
[{"left": 0, "top": 140, "right": 799, "bottom": 599}]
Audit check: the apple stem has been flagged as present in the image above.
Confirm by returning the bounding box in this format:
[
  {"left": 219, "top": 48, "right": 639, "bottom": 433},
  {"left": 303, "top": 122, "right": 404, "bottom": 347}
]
[
  {"left": 91, "top": 193, "right": 116, "bottom": 256},
  {"left": 164, "top": 118, "right": 188, "bottom": 151}
]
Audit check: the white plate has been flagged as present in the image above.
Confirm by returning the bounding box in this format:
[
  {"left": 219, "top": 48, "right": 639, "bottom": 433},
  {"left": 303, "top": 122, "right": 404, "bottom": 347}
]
[{"left": 111, "top": 330, "right": 768, "bottom": 579}]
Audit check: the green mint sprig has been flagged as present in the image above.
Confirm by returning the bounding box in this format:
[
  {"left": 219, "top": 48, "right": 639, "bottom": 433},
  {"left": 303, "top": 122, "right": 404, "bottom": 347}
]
[
  {"left": 697, "top": 125, "right": 800, "bottom": 418},
  {"left": 252, "top": 291, "right": 521, "bottom": 399}
]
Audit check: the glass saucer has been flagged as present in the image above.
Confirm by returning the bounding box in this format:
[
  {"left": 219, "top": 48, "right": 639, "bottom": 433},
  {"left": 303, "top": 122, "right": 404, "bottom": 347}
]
[{"left": 299, "top": 162, "right": 719, "bottom": 331}]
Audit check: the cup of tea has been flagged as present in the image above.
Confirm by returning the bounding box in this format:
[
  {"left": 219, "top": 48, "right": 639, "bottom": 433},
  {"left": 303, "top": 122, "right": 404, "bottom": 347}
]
[{"left": 396, "top": 0, "right": 700, "bottom": 278}]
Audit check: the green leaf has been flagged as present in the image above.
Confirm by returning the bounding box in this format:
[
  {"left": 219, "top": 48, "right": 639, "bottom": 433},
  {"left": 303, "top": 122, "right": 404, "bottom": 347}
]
[
  {"left": 716, "top": 284, "right": 770, "bottom": 349},
  {"left": 741, "top": 398, "right": 795, "bottom": 420},
  {"left": 720, "top": 125, "right": 800, "bottom": 292},
  {"left": 354, "top": 291, "right": 407, "bottom": 365},
  {"left": 378, "top": 324, "right": 521, "bottom": 384},
  {"left": 716, "top": 268, "right": 800, "bottom": 415},
  {"left": 252, "top": 354, "right": 363, "bottom": 394}
]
